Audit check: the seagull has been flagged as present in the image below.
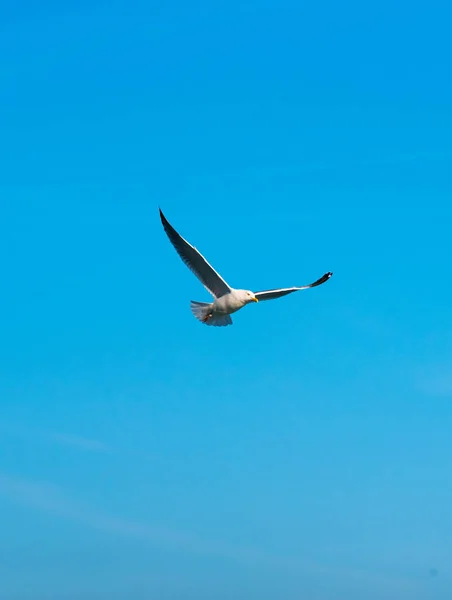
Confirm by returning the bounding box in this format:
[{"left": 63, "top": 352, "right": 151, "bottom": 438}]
[{"left": 159, "top": 208, "right": 332, "bottom": 327}]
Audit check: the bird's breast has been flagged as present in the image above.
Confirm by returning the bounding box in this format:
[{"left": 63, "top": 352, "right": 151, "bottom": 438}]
[{"left": 213, "top": 292, "right": 245, "bottom": 315}]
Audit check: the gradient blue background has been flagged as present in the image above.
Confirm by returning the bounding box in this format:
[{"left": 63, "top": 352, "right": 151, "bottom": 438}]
[{"left": 1, "top": 1, "right": 451, "bottom": 598}]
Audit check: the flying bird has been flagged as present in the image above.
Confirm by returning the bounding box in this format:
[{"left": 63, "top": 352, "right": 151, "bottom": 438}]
[{"left": 159, "top": 208, "right": 332, "bottom": 327}]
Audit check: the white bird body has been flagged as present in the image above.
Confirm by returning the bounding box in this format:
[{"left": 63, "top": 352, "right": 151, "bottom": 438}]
[
  {"left": 159, "top": 208, "right": 332, "bottom": 327},
  {"left": 214, "top": 289, "right": 256, "bottom": 314},
  {"left": 190, "top": 289, "right": 257, "bottom": 326}
]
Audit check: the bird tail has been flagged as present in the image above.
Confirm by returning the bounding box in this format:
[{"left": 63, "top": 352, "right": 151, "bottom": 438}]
[{"left": 190, "top": 301, "right": 233, "bottom": 327}]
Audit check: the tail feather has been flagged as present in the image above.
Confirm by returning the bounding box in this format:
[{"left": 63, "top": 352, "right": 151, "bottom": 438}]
[{"left": 190, "top": 301, "right": 233, "bottom": 327}]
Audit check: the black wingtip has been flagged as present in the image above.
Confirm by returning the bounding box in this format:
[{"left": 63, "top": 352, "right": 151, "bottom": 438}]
[
  {"left": 319, "top": 271, "right": 333, "bottom": 283},
  {"left": 158, "top": 208, "right": 179, "bottom": 242},
  {"left": 159, "top": 207, "right": 168, "bottom": 226},
  {"left": 308, "top": 271, "right": 333, "bottom": 288}
]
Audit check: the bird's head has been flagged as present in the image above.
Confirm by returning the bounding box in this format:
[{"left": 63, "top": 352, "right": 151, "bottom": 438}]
[{"left": 244, "top": 290, "right": 258, "bottom": 304}]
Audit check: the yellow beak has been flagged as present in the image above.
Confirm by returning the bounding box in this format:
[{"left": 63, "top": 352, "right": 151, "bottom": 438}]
[{"left": 252, "top": 297, "right": 258, "bottom": 303}]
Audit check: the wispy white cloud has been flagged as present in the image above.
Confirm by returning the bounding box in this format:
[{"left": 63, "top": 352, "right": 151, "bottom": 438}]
[
  {"left": 0, "top": 472, "right": 79, "bottom": 515},
  {"left": 0, "top": 421, "right": 112, "bottom": 454},
  {"left": 0, "top": 471, "right": 185, "bottom": 546},
  {"left": 48, "top": 432, "right": 111, "bottom": 453},
  {"left": 0, "top": 421, "right": 180, "bottom": 468},
  {"left": 0, "top": 471, "right": 418, "bottom": 593}
]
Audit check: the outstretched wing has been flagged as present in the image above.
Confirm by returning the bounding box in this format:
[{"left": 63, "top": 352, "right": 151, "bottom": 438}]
[
  {"left": 159, "top": 208, "right": 232, "bottom": 298},
  {"left": 254, "top": 272, "right": 333, "bottom": 302}
]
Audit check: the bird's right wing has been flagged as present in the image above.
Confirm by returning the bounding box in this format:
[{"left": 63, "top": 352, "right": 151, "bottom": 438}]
[
  {"left": 159, "top": 209, "right": 232, "bottom": 298},
  {"left": 254, "top": 272, "right": 333, "bottom": 301}
]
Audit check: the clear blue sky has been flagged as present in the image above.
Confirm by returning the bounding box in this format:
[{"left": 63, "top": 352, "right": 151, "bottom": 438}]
[{"left": 1, "top": 1, "right": 451, "bottom": 598}]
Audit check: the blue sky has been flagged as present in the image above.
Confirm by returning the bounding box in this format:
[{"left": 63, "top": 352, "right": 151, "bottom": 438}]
[{"left": 1, "top": 1, "right": 451, "bottom": 598}]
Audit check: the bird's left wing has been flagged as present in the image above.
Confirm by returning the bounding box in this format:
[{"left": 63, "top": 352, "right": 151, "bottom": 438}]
[
  {"left": 159, "top": 208, "right": 232, "bottom": 298},
  {"left": 254, "top": 272, "right": 333, "bottom": 302}
]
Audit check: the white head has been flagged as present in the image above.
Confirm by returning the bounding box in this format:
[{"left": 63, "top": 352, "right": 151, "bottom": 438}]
[{"left": 237, "top": 289, "right": 258, "bottom": 305}]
